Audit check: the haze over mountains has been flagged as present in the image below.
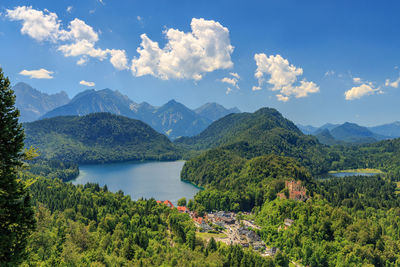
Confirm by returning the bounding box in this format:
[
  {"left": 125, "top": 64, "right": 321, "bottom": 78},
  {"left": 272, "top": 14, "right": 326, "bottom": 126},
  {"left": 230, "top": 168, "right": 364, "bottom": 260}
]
[
  {"left": 13, "top": 82, "right": 70, "bottom": 122},
  {"left": 13, "top": 83, "right": 240, "bottom": 139},
  {"left": 297, "top": 121, "right": 400, "bottom": 145},
  {"left": 13, "top": 82, "right": 400, "bottom": 143}
]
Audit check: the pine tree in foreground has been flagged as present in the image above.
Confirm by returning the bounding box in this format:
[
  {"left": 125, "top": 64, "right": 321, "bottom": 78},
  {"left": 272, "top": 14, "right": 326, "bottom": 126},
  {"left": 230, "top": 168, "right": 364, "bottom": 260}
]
[{"left": 0, "top": 68, "right": 35, "bottom": 265}]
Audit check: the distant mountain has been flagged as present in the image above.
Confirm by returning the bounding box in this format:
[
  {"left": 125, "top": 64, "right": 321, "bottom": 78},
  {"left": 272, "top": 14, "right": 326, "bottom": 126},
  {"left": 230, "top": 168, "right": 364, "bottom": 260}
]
[
  {"left": 315, "top": 129, "right": 340, "bottom": 145},
  {"left": 368, "top": 122, "right": 400, "bottom": 138},
  {"left": 149, "top": 100, "right": 211, "bottom": 139},
  {"left": 13, "top": 82, "right": 70, "bottom": 122},
  {"left": 24, "top": 113, "right": 180, "bottom": 163},
  {"left": 317, "top": 123, "right": 340, "bottom": 132},
  {"left": 330, "top": 122, "right": 378, "bottom": 144},
  {"left": 195, "top": 102, "right": 240, "bottom": 122},
  {"left": 296, "top": 124, "right": 318, "bottom": 135},
  {"left": 41, "top": 88, "right": 236, "bottom": 139},
  {"left": 41, "top": 88, "right": 136, "bottom": 119}
]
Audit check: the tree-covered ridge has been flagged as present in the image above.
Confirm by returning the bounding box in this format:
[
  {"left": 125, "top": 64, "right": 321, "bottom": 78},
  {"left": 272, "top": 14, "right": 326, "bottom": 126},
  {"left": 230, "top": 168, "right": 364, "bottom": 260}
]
[
  {"left": 183, "top": 153, "right": 312, "bottom": 211},
  {"left": 256, "top": 196, "right": 400, "bottom": 266},
  {"left": 27, "top": 159, "right": 79, "bottom": 182},
  {"left": 176, "top": 107, "right": 302, "bottom": 149},
  {"left": 23, "top": 113, "right": 181, "bottom": 163},
  {"left": 177, "top": 107, "right": 334, "bottom": 175},
  {"left": 22, "top": 176, "right": 277, "bottom": 266},
  {"left": 315, "top": 175, "right": 400, "bottom": 210}
]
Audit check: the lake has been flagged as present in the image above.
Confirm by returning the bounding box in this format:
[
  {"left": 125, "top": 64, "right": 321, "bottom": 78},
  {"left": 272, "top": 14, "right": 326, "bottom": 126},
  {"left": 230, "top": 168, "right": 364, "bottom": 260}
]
[
  {"left": 71, "top": 161, "right": 200, "bottom": 205},
  {"left": 330, "top": 172, "right": 378, "bottom": 177}
]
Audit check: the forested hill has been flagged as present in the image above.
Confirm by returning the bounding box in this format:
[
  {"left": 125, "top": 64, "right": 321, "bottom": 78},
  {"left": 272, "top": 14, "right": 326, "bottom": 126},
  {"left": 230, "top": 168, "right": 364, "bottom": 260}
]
[
  {"left": 176, "top": 107, "right": 302, "bottom": 149},
  {"left": 24, "top": 113, "right": 180, "bottom": 163},
  {"left": 177, "top": 107, "right": 334, "bottom": 175}
]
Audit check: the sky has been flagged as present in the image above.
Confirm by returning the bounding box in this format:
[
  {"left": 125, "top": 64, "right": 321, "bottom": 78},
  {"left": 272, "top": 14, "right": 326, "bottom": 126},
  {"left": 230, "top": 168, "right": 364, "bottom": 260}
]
[{"left": 1, "top": 0, "right": 400, "bottom": 127}]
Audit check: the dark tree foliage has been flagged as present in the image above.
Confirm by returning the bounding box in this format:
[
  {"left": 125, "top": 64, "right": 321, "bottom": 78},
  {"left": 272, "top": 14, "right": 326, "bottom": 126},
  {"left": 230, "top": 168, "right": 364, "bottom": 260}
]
[
  {"left": 27, "top": 159, "right": 79, "bottom": 182},
  {"left": 316, "top": 175, "right": 400, "bottom": 210},
  {"left": 22, "top": 175, "right": 276, "bottom": 266},
  {"left": 328, "top": 139, "right": 400, "bottom": 180},
  {"left": 0, "top": 68, "right": 35, "bottom": 265},
  {"left": 177, "top": 107, "right": 335, "bottom": 175},
  {"left": 23, "top": 113, "right": 182, "bottom": 164},
  {"left": 184, "top": 153, "right": 311, "bottom": 211}
]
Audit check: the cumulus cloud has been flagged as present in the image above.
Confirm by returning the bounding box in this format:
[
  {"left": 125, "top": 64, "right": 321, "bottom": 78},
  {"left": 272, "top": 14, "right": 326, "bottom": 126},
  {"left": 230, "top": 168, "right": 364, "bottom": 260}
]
[
  {"left": 109, "top": 49, "right": 129, "bottom": 70},
  {"left": 131, "top": 18, "right": 234, "bottom": 80},
  {"left": 79, "top": 80, "right": 95, "bottom": 87},
  {"left": 66, "top": 6, "right": 73, "bottom": 13},
  {"left": 352, "top": 77, "right": 362, "bottom": 84},
  {"left": 344, "top": 83, "right": 377, "bottom": 100},
  {"left": 6, "top": 6, "right": 128, "bottom": 70},
  {"left": 6, "top": 6, "right": 62, "bottom": 42},
  {"left": 221, "top": 72, "right": 240, "bottom": 94},
  {"left": 221, "top": 77, "right": 239, "bottom": 87},
  {"left": 385, "top": 77, "right": 400, "bottom": 88},
  {"left": 253, "top": 53, "right": 319, "bottom": 101},
  {"left": 19, "top": 68, "right": 54, "bottom": 79}
]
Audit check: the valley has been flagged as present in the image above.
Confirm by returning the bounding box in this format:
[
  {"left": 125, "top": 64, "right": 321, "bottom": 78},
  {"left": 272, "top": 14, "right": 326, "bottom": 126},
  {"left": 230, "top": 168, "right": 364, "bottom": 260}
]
[
  {"left": 3, "top": 2, "right": 400, "bottom": 266},
  {"left": 14, "top": 90, "right": 400, "bottom": 265}
]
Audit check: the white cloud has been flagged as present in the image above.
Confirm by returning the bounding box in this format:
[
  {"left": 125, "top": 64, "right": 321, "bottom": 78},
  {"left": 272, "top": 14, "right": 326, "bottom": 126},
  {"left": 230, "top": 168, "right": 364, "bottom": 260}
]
[
  {"left": 6, "top": 6, "right": 62, "bottom": 42},
  {"left": 66, "top": 6, "right": 73, "bottom": 13},
  {"left": 276, "top": 94, "right": 289, "bottom": 102},
  {"left": 79, "top": 80, "right": 95, "bottom": 87},
  {"left": 385, "top": 77, "right": 400, "bottom": 88},
  {"left": 77, "top": 57, "right": 88, "bottom": 65},
  {"left": 63, "top": 18, "right": 99, "bottom": 43},
  {"left": 7, "top": 6, "right": 128, "bottom": 71},
  {"left": 252, "top": 86, "right": 261, "bottom": 91},
  {"left": 221, "top": 72, "right": 240, "bottom": 94},
  {"left": 108, "top": 49, "right": 129, "bottom": 70},
  {"left": 230, "top": 72, "right": 240, "bottom": 79},
  {"left": 137, "top": 16, "right": 142, "bottom": 21},
  {"left": 253, "top": 53, "right": 319, "bottom": 101},
  {"left": 19, "top": 68, "right": 54, "bottom": 79},
  {"left": 352, "top": 77, "right": 362, "bottom": 84},
  {"left": 221, "top": 77, "right": 238, "bottom": 88},
  {"left": 131, "top": 18, "right": 234, "bottom": 80},
  {"left": 344, "top": 83, "right": 377, "bottom": 100},
  {"left": 58, "top": 40, "right": 108, "bottom": 59}
]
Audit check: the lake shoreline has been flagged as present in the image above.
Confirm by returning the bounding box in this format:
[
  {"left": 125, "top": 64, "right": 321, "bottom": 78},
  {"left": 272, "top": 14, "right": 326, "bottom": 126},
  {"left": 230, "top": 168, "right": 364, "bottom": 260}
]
[{"left": 71, "top": 160, "right": 199, "bottom": 205}]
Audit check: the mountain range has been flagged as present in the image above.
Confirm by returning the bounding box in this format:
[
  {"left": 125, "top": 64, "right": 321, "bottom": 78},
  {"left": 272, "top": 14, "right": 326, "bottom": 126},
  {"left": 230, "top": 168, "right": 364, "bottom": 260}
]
[
  {"left": 297, "top": 121, "right": 400, "bottom": 145},
  {"left": 14, "top": 83, "right": 240, "bottom": 139},
  {"left": 13, "top": 82, "right": 70, "bottom": 122}
]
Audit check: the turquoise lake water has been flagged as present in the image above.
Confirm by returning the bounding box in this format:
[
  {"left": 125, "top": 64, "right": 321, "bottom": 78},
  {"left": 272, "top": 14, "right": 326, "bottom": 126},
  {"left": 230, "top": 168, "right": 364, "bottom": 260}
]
[{"left": 71, "top": 161, "right": 200, "bottom": 205}]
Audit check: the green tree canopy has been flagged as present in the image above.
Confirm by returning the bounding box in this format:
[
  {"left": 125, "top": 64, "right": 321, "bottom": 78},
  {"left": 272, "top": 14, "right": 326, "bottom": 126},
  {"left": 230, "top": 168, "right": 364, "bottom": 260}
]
[{"left": 0, "top": 68, "right": 35, "bottom": 265}]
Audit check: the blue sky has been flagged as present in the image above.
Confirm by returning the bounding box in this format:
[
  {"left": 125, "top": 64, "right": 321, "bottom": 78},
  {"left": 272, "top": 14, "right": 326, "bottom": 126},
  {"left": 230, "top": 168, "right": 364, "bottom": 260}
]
[{"left": 1, "top": 0, "right": 400, "bottom": 126}]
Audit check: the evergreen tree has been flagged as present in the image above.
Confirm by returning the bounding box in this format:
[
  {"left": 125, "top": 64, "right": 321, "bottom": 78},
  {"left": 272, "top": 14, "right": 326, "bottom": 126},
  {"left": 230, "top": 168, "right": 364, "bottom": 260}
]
[
  {"left": 177, "top": 197, "right": 187, "bottom": 206},
  {"left": 0, "top": 68, "right": 35, "bottom": 265}
]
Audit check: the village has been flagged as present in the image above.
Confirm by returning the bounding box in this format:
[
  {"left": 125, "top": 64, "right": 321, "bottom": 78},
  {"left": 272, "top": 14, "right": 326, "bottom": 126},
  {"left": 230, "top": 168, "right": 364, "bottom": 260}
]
[{"left": 157, "top": 180, "right": 308, "bottom": 258}]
